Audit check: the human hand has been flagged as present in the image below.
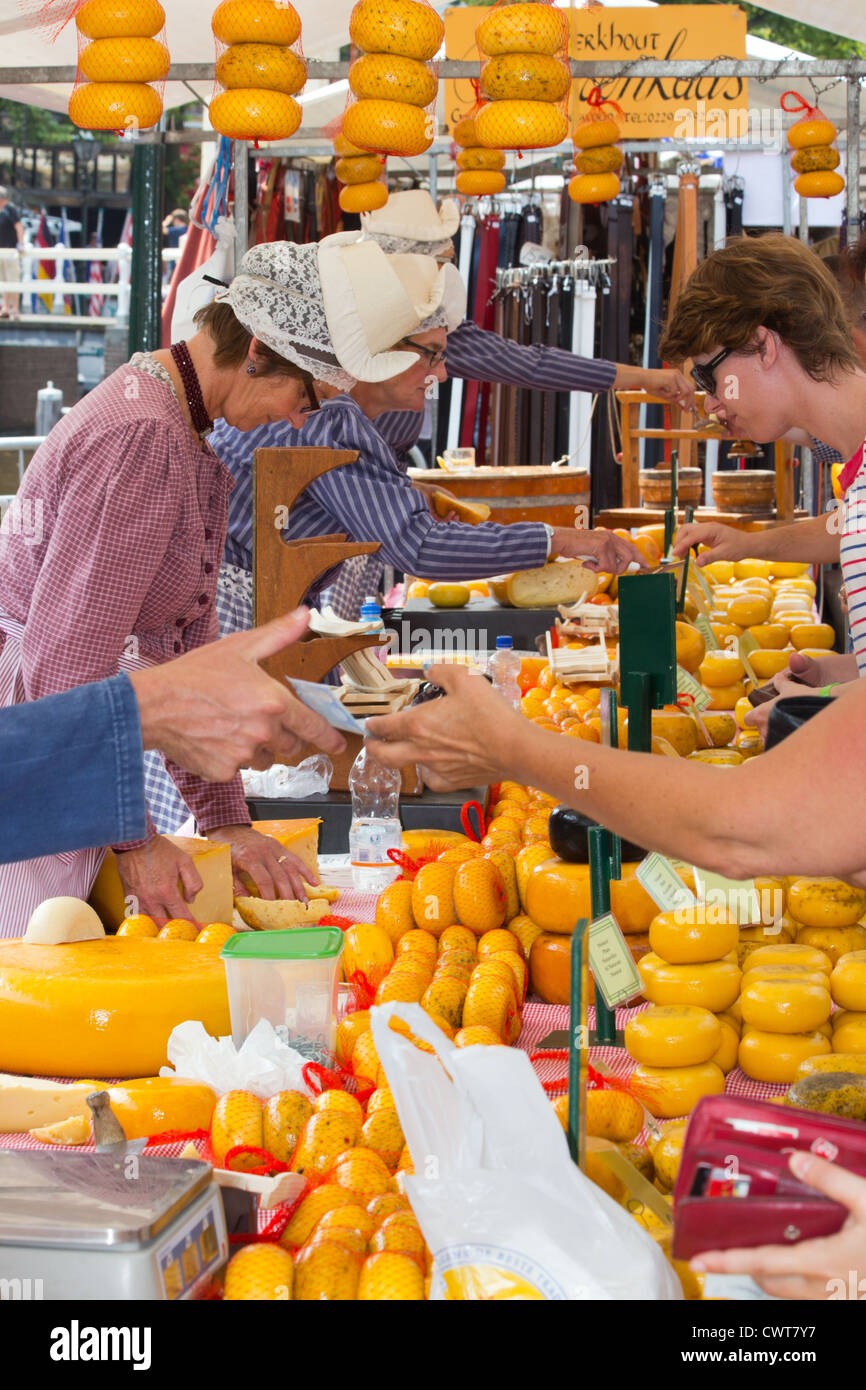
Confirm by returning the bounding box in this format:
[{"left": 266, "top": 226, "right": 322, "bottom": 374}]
[
  {"left": 208, "top": 824, "right": 315, "bottom": 902},
  {"left": 551, "top": 526, "right": 647, "bottom": 574},
  {"left": 641, "top": 367, "right": 696, "bottom": 412},
  {"left": 115, "top": 835, "right": 204, "bottom": 923},
  {"left": 673, "top": 522, "right": 748, "bottom": 563},
  {"left": 414, "top": 480, "right": 459, "bottom": 523},
  {"left": 366, "top": 664, "right": 523, "bottom": 789},
  {"left": 691, "top": 1151, "right": 866, "bottom": 1300},
  {"left": 130, "top": 610, "right": 345, "bottom": 781}
]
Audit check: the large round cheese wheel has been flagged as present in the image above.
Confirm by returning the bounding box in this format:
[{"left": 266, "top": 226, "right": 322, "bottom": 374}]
[
  {"left": 738, "top": 1028, "right": 831, "bottom": 1083},
  {"left": 648, "top": 909, "right": 738, "bottom": 964},
  {"left": 625, "top": 1005, "right": 721, "bottom": 1067},
  {"left": 741, "top": 963, "right": 830, "bottom": 993},
  {"left": 740, "top": 977, "right": 831, "bottom": 1034},
  {"left": 833, "top": 1012, "right": 866, "bottom": 1054},
  {"left": 629, "top": 1061, "right": 725, "bottom": 1119},
  {"left": 787, "top": 878, "right": 866, "bottom": 929},
  {"left": 711, "top": 1015, "right": 740, "bottom": 1074},
  {"left": 638, "top": 954, "right": 741, "bottom": 1012},
  {"left": 0, "top": 938, "right": 230, "bottom": 1077},
  {"left": 796, "top": 924, "right": 866, "bottom": 966},
  {"left": 745, "top": 942, "right": 832, "bottom": 976},
  {"left": 831, "top": 951, "right": 866, "bottom": 1012}
]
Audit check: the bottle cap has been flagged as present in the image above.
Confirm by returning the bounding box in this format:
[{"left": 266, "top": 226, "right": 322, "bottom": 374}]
[
  {"left": 495, "top": 635, "right": 514, "bottom": 649},
  {"left": 360, "top": 601, "right": 382, "bottom": 619}
]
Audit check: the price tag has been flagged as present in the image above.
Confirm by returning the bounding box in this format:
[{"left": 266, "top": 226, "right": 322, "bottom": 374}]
[
  {"left": 738, "top": 632, "right": 760, "bottom": 688},
  {"left": 689, "top": 561, "right": 713, "bottom": 604},
  {"left": 692, "top": 866, "right": 762, "bottom": 925},
  {"left": 693, "top": 613, "right": 720, "bottom": 651},
  {"left": 588, "top": 913, "right": 643, "bottom": 1008},
  {"left": 677, "top": 664, "right": 713, "bottom": 711},
  {"left": 637, "top": 852, "right": 698, "bottom": 911}
]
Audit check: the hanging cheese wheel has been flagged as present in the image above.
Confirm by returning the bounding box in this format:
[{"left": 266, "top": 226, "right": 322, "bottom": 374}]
[
  {"left": 76, "top": 0, "right": 165, "bottom": 39},
  {"left": 343, "top": 99, "right": 431, "bottom": 157},
  {"left": 339, "top": 181, "right": 389, "bottom": 213},
  {"left": 349, "top": 0, "right": 444, "bottom": 63},
  {"left": 334, "top": 133, "right": 367, "bottom": 157},
  {"left": 216, "top": 43, "right": 306, "bottom": 94},
  {"left": 335, "top": 154, "right": 384, "bottom": 185},
  {"left": 575, "top": 145, "right": 623, "bottom": 175},
  {"left": 480, "top": 52, "right": 570, "bottom": 104},
  {"left": 212, "top": 0, "right": 301, "bottom": 47},
  {"left": 794, "top": 170, "right": 845, "bottom": 198},
  {"left": 456, "top": 170, "right": 506, "bottom": 197},
  {"left": 349, "top": 52, "right": 437, "bottom": 108},
  {"left": 453, "top": 114, "right": 479, "bottom": 147},
  {"left": 787, "top": 117, "right": 837, "bottom": 149},
  {"left": 573, "top": 116, "right": 621, "bottom": 149},
  {"left": 456, "top": 147, "right": 505, "bottom": 172},
  {"left": 209, "top": 88, "right": 301, "bottom": 141},
  {"left": 476, "top": 2, "right": 567, "bottom": 57},
  {"left": 568, "top": 172, "right": 621, "bottom": 205},
  {"left": 69, "top": 81, "right": 163, "bottom": 130},
  {"left": 475, "top": 99, "right": 568, "bottom": 151},
  {"left": 79, "top": 36, "right": 169, "bottom": 83},
  {"left": 791, "top": 145, "right": 840, "bottom": 174}
]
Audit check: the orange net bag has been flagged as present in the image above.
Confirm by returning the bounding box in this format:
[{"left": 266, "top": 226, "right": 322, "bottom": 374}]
[
  {"left": 569, "top": 85, "right": 624, "bottom": 205},
  {"left": 473, "top": 0, "right": 570, "bottom": 153},
  {"left": 67, "top": 0, "right": 168, "bottom": 132},
  {"left": 341, "top": 0, "right": 444, "bottom": 157},
  {"left": 781, "top": 91, "right": 844, "bottom": 199},
  {"left": 452, "top": 105, "right": 506, "bottom": 198},
  {"left": 209, "top": 0, "right": 306, "bottom": 145}
]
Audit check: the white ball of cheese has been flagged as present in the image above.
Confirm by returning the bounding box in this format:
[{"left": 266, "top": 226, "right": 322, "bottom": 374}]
[{"left": 24, "top": 897, "right": 106, "bottom": 944}]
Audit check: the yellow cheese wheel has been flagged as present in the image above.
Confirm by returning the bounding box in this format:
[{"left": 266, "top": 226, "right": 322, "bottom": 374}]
[
  {"left": 726, "top": 594, "right": 770, "bottom": 627},
  {"left": 749, "top": 648, "right": 793, "bottom": 680},
  {"left": 739, "top": 1028, "right": 831, "bottom": 1083},
  {"left": 796, "top": 926, "right": 866, "bottom": 967},
  {"left": 795, "top": 1052, "right": 866, "bottom": 1081},
  {"left": 774, "top": 576, "right": 816, "bottom": 595},
  {"left": 349, "top": 0, "right": 444, "bottom": 62},
  {"left": 456, "top": 147, "right": 506, "bottom": 171},
  {"left": 0, "top": 938, "right": 230, "bottom": 1077},
  {"left": 698, "top": 650, "right": 745, "bottom": 687},
  {"left": 349, "top": 53, "right": 438, "bottom": 108},
  {"left": 79, "top": 36, "right": 170, "bottom": 84},
  {"left": 787, "top": 878, "right": 866, "bottom": 929},
  {"left": 705, "top": 681, "right": 746, "bottom": 711},
  {"left": 833, "top": 1014, "right": 866, "bottom": 1054},
  {"left": 69, "top": 81, "right": 163, "bottom": 131},
  {"left": 574, "top": 144, "right": 623, "bottom": 175},
  {"left": 629, "top": 1061, "right": 725, "bottom": 1119},
  {"left": 741, "top": 963, "right": 830, "bottom": 992},
  {"left": 475, "top": 100, "right": 569, "bottom": 151},
  {"left": 740, "top": 978, "right": 831, "bottom": 1034},
  {"left": 209, "top": 88, "right": 301, "bottom": 141},
  {"left": 573, "top": 117, "right": 621, "bottom": 149},
  {"left": 746, "top": 623, "right": 789, "bottom": 651},
  {"left": 625, "top": 1004, "right": 722, "bottom": 1067},
  {"left": 334, "top": 133, "right": 367, "bottom": 157},
  {"left": 343, "top": 99, "right": 432, "bottom": 157},
  {"left": 699, "top": 712, "right": 736, "bottom": 747},
  {"left": 734, "top": 559, "right": 773, "bottom": 580},
  {"left": 212, "top": 0, "right": 300, "bottom": 45},
  {"left": 795, "top": 170, "right": 844, "bottom": 198},
  {"left": 525, "top": 859, "right": 658, "bottom": 936},
  {"left": 76, "top": 0, "right": 164, "bottom": 38},
  {"left": 648, "top": 909, "right": 738, "bottom": 965},
  {"left": 216, "top": 43, "right": 306, "bottom": 93},
  {"left": 689, "top": 749, "right": 743, "bottom": 766},
  {"left": 746, "top": 942, "right": 832, "bottom": 976},
  {"left": 477, "top": 3, "right": 568, "bottom": 57},
  {"left": 830, "top": 951, "right": 866, "bottom": 1011},
  {"left": 711, "top": 1015, "right": 740, "bottom": 1074},
  {"left": 639, "top": 955, "right": 741, "bottom": 1012},
  {"left": 455, "top": 170, "right": 507, "bottom": 197},
  {"left": 335, "top": 154, "right": 385, "bottom": 185},
  {"left": 790, "top": 623, "right": 835, "bottom": 651},
  {"left": 568, "top": 172, "right": 621, "bottom": 205},
  {"left": 650, "top": 707, "right": 698, "bottom": 756},
  {"left": 480, "top": 53, "right": 570, "bottom": 103}
]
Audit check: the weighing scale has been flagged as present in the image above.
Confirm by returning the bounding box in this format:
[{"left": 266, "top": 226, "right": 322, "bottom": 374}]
[{"left": 0, "top": 1149, "right": 227, "bottom": 1300}]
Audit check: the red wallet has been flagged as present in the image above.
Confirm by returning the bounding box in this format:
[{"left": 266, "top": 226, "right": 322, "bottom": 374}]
[{"left": 671, "top": 1094, "right": 866, "bottom": 1261}]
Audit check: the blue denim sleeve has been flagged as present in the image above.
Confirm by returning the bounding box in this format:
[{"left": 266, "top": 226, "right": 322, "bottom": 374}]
[{"left": 0, "top": 674, "right": 147, "bottom": 864}]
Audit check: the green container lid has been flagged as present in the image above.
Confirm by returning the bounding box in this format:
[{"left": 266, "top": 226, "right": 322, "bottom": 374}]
[{"left": 220, "top": 927, "right": 344, "bottom": 961}]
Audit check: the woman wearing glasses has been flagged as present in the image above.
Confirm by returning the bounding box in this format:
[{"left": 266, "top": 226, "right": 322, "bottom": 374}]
[{"left": 0, "top": 237, "right": 444, "bottom": 935}]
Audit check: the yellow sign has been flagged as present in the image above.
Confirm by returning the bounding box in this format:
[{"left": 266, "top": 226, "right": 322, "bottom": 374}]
[{"left": 444, "top": 5, "right": 748, "bottom": 140}]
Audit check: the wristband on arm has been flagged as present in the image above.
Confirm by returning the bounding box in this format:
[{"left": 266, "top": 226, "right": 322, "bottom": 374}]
[{"left": 817, "top": 684, "right": 840, "bottom": 698}]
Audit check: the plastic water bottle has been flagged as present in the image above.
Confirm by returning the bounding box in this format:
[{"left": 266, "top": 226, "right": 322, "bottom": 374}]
[
  {"left": 35, "top": 381, "right": 63, "bottom": 436},
  {"left": 487, "top": 635, "right": 522, "bottom": 709},
  {"left": 360, "top": 596, "right": 389, "bottom": 665},
  {"left": 348, "top": 745, "right": 402, "bottom": 892}
]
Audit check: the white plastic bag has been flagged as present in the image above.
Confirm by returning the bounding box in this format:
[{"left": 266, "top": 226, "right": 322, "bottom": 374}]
[
  {"left": 160, "top": 1019, "right": 314, "bottom": 1101},
  {"left": 171, "top": 215, "right": 236, "bottom": 344},
  {"left": 370, "top": 1003, "right": 682, "bottom": 1301}
]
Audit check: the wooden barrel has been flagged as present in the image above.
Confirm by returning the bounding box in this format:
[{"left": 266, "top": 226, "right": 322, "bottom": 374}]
[
  {"left": 711, "top": 470, "right": 776, "bottom": 513},
  {"left": 408, "top": 466, "right": 591, "bottom": 528},
  {"left": 639, "top": 467, "right": 702, "bottom": 507}
]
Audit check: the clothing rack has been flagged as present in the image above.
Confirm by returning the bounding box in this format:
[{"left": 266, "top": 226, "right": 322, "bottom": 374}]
[{"left": 493, "top": 255, "right": 616, "bottom": 294}]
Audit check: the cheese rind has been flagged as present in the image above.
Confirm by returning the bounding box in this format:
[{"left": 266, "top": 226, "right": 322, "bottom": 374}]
[
  {"left": 89, "top": 836, "right": 234, "bottom": 928},
  {"left": 241, "top": 819, "right": 322, "bottom": 896}
]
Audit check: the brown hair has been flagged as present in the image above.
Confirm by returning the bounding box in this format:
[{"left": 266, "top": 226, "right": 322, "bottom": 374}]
[
  {"left": 194, "top": 300, "right": 310, "bottom": 384},
  {"left": 834, "top": 234, "right": 866, "bottom": 326},
  {"left": 659, "top": 233, "right": 861, "bottom": 382}
]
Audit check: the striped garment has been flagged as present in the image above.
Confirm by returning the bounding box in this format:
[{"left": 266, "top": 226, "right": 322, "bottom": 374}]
[
  {"left": 841, "top": 442, "right": 866, "bottom": 671},
  {"left": 214, "top": 393, "right": 550, "bottom": 593}
]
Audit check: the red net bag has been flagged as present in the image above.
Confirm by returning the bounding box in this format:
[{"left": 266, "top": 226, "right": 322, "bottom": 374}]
[
  {"left": 473, "top": 0, "right": 570, "bottom": 153},
  {"left": 569, "top": 85, "right": 624, "bottom": 204},
  {"left": 341, "top": 0, "right": 444, "bottom": 158},
  {"left": 781, "top": 91, "right": 844, "bottom": 199},
  {"left": 67, "top": 0, "right": 168, "bottom": 133},
  {"left": 209, "top": 0, "right": 307, "bottom": 145}
]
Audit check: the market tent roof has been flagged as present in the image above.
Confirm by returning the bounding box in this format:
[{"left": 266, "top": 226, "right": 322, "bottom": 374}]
[{"left": 748, "top": 0, "right": 866, "bottom": 46}]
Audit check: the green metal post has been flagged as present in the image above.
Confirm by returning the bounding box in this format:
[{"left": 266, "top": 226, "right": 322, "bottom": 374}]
[
  {"left": 567, "top": 917, "right": 589, "bottom": 1168},
  {"left": 128, "top": 140, "right": 165, "bottom": 355},
  {"left": 589, "top": 825, "right": 617, "bottom": 1045}
]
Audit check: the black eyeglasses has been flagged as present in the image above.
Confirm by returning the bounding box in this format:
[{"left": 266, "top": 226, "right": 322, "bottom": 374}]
[
  {"left": 399, "top": 338, "right": 447, "bottom": 369},
  {"left": 690, "top": 346, "right": 733, "bottom": 397},
  {"left": 299, "top": 371, "right": 320, "bottom": 415}
]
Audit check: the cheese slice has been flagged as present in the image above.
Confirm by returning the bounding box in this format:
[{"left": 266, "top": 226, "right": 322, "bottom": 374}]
[
  {"left": 305, "top": 883, "right": 339, "bottom": 904},
  {"left": 89, "top": 836, "right": 233, "bottom": 929},
  {"left": 502, "top": 561, "right": 599, "bottom": 609},
  {"left": 234, "top": 897, "right": 332, "bottom": 931},
  {"left": 0, "top": 1074, "right": 93, "bottom": 1132},
  {"left": 30, "top": 1114, "right": 90, "bottom": 1145}
]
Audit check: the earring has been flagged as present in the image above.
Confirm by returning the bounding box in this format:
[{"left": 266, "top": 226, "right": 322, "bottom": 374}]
[{"left": 247, "top": 364, "right": 256, "bottom": 375}]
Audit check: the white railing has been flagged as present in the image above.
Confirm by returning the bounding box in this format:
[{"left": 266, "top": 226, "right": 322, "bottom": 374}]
[
  {"left": 0, "top": 436, "right": 46, "bottom": 484},
  {"left": 0, "top": 245, "right": 183, "bottom": 319}
]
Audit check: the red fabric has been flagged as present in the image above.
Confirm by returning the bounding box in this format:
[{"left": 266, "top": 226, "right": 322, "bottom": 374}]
[
  {"left": 838, "top": 441, "right": 864, "bottom": 494},
  {"left": 459, "top": 214, "right": 500, "bottom": 452},
  {"left": 160, "top": 223, "right": 217, "bottom": 348}
]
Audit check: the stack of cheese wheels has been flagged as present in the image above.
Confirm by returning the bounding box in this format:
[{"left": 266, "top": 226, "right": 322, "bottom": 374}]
[
  {"left": 785, "top": 877, "right": 866, "bottom": 968},
  {"left": 569, "top": 91, "right": 623, "bottom": 205},
  {"left": 343, "top": 0, "right": 443, "bottom": 158},
  {"left": 333, "top": 132, "right": 388, "bottom": 214},
  {"left": 453, "top": 112, "right": 505, "bottom": 199},
  {"left": 786, "top": 100, "right": 843, "bottom": 199},
  {"left": 70, "top": 0, "right": 168, "bottom": 131},
  {"left": 831, "top": 950, "right": 866, "bottom": 1054},
  {"left": 696, "top": 647, "right": 749, "bottom": 713},
  {"left": 210, "top": 0, "right": 306, "bottom": 142},
  {"left": 474, "top": 2, "right": 570, "bottom": 152},
  {"left": 628, "top": 906, "right": 740, "bottom": 1117},
  {"left": 738, "top": 941, "right": 834, "bottom": 1084}
]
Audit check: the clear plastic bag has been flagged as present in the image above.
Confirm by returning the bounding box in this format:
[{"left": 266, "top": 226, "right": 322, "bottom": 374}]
[
  {"left": 241, "top": 754, "right": 333, "bottom": 800},
  {"left": 370, "top": 1002, "right": 682, "bottom": 1300}
]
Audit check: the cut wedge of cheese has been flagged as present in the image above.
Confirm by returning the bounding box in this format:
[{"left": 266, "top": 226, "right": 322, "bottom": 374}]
[
  {"left": 431, "top": 491, "right": 491, "bottom": 524},
  {"left": 305, "top": 883, "right": 340, "bottom": 904},
  {"left": 89, "top": 835, "right": 233, "bottom": 929},
  {"left": 234, "top": 897, "right": 332, "bottom": 931},
  {"left": 30, "top": 1114, "right": 90, "bottom": 1145},
  {"left": 0, "top": 1074, "right": 93, "bottom": 1132},
  {"left": 500, "top": 561, "right": 599, "bottom": 609},
  {"left": 243, "top": 819, "right": 322, "bottom": 894}
]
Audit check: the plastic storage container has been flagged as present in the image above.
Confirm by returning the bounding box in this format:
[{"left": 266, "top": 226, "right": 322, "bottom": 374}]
[{"left": 221, "top": 928, "right": 344, "bottom": 1065}]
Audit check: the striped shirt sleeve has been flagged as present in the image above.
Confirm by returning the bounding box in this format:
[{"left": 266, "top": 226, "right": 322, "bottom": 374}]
[{"left": 444, "top": 318, "right": 617, "bottom": 393}]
